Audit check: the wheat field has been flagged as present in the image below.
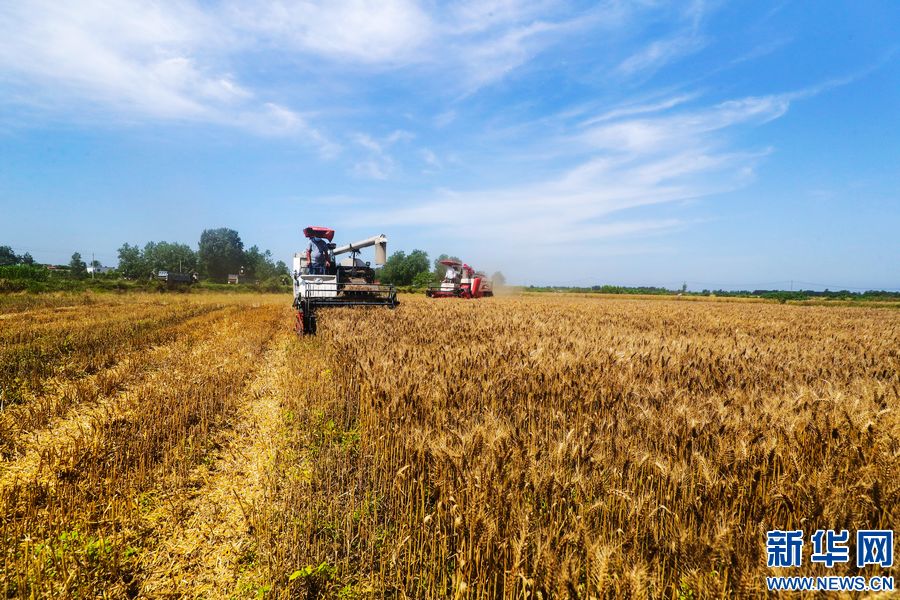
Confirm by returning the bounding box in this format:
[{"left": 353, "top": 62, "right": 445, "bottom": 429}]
[{"left": 0, "top": 292, "right": 897, "bottom": 598}]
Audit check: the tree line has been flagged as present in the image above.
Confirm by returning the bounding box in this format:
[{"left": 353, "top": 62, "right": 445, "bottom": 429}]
[
  {"left": 0, "top": 246, "right": 35, "bottom": 267},
  {"left": 117, "top": 228, "right": 288, "bottom": 283},
  {"left": 1, "top": 228, "right": 288, "bottom": 284}
]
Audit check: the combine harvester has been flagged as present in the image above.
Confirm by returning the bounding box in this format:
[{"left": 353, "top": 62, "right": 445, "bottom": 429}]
[
  {"left": 426, "top": 259, "right": 493, "bottom": 299},
  {"left": 292, "top": 226, "right": 399, "bottom": 334}
]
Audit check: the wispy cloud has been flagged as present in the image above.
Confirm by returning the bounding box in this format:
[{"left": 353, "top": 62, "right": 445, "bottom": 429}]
[
  {"left": 578, "top": 95, "right": 789, "bottom": 153},
  {"left": 420, "top": 149, "right": 442, "bottom": 172},
  {"left": 450, "top": 19, "right": 571, "bottom": 93},
  {"left": 0, "top": 0, "right": 595, "bottom": 141},
  {"left": 617, "top": 34, "right": 707, "bottom": 77},
  {"left": 350, "top": 129, "right": 414, "bottom": 179},
  {"left": 0, "top": 0, "right": 338, "bottom": 153},
  {"left": 346, "top": 91, "right": 791, "bottom": 267},
  {"left": 614, "top": 0, "right": 710, "bottom": 78},
  {"left": 579, "top": 94, "right": 699, "bottom": 127},
  {"left": 227, "top": 0, "right": 433, "bottom": 64}
]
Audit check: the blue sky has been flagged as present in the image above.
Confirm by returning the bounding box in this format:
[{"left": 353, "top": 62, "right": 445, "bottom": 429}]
[{"left": 0, "top": 1, "right": 897, "bottom": 289}]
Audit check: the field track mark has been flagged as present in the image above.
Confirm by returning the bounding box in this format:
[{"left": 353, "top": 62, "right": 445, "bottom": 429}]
[
  {"left": 0, "top": 307, "right": 233, "bottom": 489},
  {"left": 138, "top": 330, "right": 293, "bottom": 597}
]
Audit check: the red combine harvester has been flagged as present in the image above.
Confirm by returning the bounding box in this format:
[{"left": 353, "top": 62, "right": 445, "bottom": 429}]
[{"left": 426, "top": 259, "right": 494, "bottom": 299}]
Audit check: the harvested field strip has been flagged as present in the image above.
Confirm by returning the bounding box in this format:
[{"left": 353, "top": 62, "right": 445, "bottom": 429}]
[
  {"left": 0, "top": 301, "right": 120, "bottom": 324},
  {"left": 138, "top": 330, "right": 295, "bottom": 598},
  {"left": 0, "top": 293, "right": 109, "bottom": 316},
  {"left": 0, "top": 300, "right": 226, "bottom": 406},
  {"left": 0, "top": 297, "right": 200, "bottom": 343},
  {"left": 253, "top": 335, "right": 341, "bottom": 597},
  {"left": 0, "top": 303, "right": 284, "bottom": 598},
  {"left": 0, "top": 305, "right": 239, "bottom": 458}
]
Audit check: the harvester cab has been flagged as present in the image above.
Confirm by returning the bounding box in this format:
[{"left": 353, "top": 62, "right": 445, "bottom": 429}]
[
  {"left": 426, "top": 259, "right": 494, "bottom": 299},
  {"left": 292, "top": 226, "right": 399, "bottom": 334}
]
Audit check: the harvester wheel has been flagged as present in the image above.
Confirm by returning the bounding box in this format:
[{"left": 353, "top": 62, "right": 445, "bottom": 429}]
[
  {"left": 294, "top": 309, "right": 317, "bottom": 335},
  {"left": 294, "top": 311, "right": 304, "bottom": 335},
  {"left": 303, "top": 310, "right": 317, "bottom": 335}
]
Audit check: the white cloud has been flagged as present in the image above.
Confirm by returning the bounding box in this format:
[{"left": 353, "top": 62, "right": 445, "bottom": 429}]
[
  {"left": 617, "top": 34, "right": 707, "bottom": 77},
  {"left": 228, "top": 0, "right": 433, "bottom": 64},
  {"left": 434, "top": 110, "right": 457, "bottom": 128},
  {"left": 448, "top": 0, "right": 553, "bottom": 35},
  {"left": 421, "top": 149, "right": 441, "bottom": 170},
  {"left": 234, "top": 0, "right": 597, "bottom": 93},
  {"left": 0, "top": 0, "right": 601, "bottom": 148},
  {"left": 453, "top": 20, "right": 563, "bottom": 92},
  {"left": 579, "top": 94, "right": 699, "bottom": 127},
  {"left": 352, "top": 159, "right": 392, "bottom": 180},
  {"left": 0, "top": 1, "right": 211, "bottom": 117},
  {"left": 0, "top": 0, "right": 336, "bottom": 151},
  {"left": 613, "top": 1, "right": 711, "bottom": 78},
  {"left": 385, "top": 129, "right": 415, "bottom": 144},
  {"left": 350, "top": 129, "right": 413, "bottom": 179},
  {"left": 579, "top": 96, "right": 790, "bottom": 154},
  {"left": 236, "top": 103, "right": 339, "bottom": 156}
]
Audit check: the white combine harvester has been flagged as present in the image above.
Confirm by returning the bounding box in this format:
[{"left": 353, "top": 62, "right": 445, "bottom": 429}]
[{"left": 292, "top": 226, "right": 399, "bottom": 334}]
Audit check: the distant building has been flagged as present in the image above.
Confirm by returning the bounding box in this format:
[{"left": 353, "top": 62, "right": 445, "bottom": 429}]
[{"left": 87, "top": 265, "right": 113, "bottom": 274}]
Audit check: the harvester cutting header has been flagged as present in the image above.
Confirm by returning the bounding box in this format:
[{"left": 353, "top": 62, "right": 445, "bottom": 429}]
[
  {"left": 426, "top": 259, "right": 493, "bottom": 299},
  {"left": 292, "top": 226, "right": 399, "bottom": 334}
]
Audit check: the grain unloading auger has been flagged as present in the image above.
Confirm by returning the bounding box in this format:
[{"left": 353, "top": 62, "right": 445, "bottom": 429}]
[{"left": 292, "top": 226, "right": 399, "bottom": 335}]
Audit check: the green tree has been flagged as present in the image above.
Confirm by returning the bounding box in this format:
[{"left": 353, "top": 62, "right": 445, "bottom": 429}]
[
  {"left": 117, "top": 243, "right": 145, "bottom": 279},
  {"left": 491, "top": 271, "right": 506, "bottom": 286},
  {"left": 21, "top": 252, "right": 34, "bottom": 266},
  {"left": 404, "top": 250, "right": 430, "bottom": 284},
  {"left": 69, "top": 252, "right": 87, "bottom": 279},
  {"left": 198, "top": 228, "right": 244, "bottom": 282},
  {"left": 381, "top": 249, "right": 430, "bottom": 286},
  {"left": 244, "top": 245, "right": 284, "bottom": 281},
  {"left": 412, "top": 271, "right": 436, "bottom": 288},
  {"left": 379, "top": 250, "right": 405, "bottom": 285},
  {"left": 0, "top": 246, "right": 18, "bottom": 266},
  {"left": 144, "top": 241, "right": 197, "bottom": 274}
]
